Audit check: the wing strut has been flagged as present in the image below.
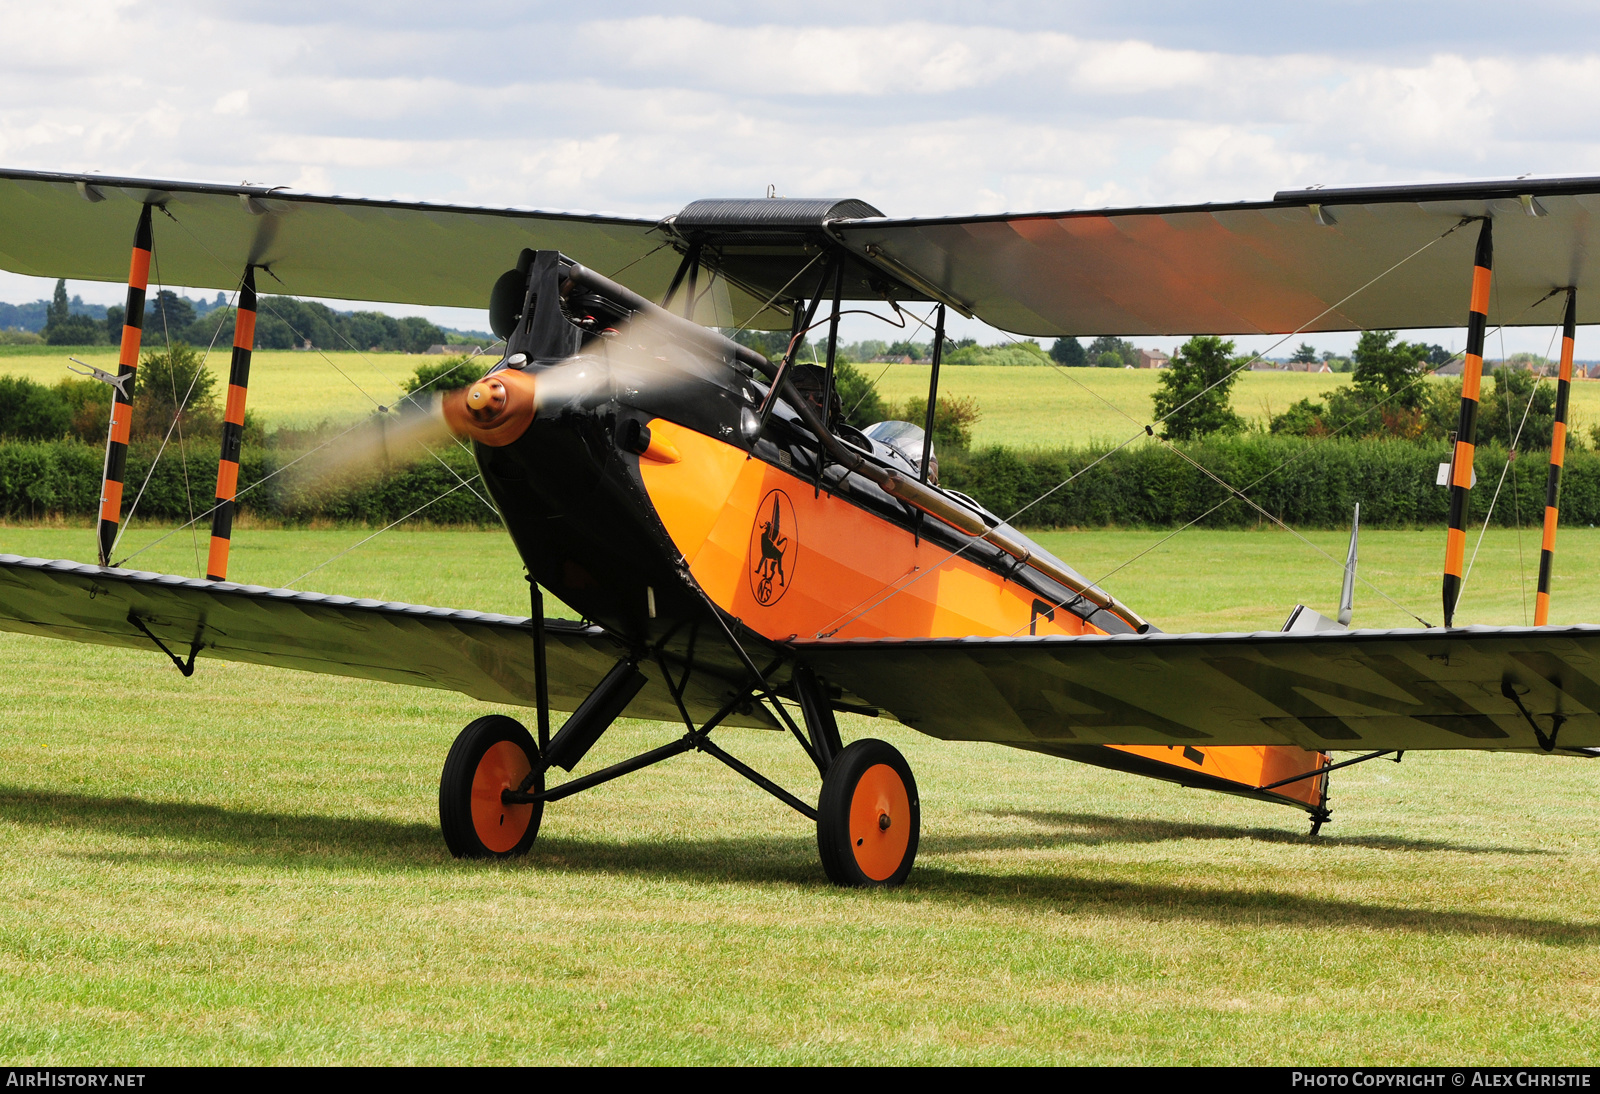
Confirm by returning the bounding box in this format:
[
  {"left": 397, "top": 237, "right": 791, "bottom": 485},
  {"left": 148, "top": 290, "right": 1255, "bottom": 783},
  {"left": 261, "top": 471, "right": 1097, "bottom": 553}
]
[
  {"left": 528, "top": 577, "right": 553, "bottom": 754},
  {"left": 205, "top": 265, "right": 257, "bottom": 580},
  {"left": 1443, "top": 218, "right": 1494, "bottom": 627},
  {"left": 819, "top": 262, "right": 844, "bottom": 437},
  {"left": 1536, "top": 289, "right": 1578, "bottom": 625},
  {"left": 98, "top": 204, "right": 154, "bottom": 566},
  {"left": 919, "top": 304, "right": 946, "bottom": 483}
]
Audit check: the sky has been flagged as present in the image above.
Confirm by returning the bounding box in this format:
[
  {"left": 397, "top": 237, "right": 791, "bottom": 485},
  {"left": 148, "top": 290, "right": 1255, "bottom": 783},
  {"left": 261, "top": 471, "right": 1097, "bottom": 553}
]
[{"left": 5, "top": 0, "right": 1600, "bottom": 354}]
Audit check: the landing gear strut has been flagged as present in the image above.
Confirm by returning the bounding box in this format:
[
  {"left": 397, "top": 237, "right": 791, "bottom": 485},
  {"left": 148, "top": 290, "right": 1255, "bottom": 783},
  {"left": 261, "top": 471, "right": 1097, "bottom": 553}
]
[{"left": 435, "top": 649, "right": 923, "bottom": 887}]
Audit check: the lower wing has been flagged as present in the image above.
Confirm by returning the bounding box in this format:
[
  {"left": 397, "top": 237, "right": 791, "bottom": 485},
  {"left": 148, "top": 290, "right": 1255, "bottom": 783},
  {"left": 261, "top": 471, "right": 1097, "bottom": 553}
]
[
  {"left": 0, "top": 554, "right": 772, "bottom": 729},
  {"left": 796, "top": 628, "right": 1600, "bottom": 755}
]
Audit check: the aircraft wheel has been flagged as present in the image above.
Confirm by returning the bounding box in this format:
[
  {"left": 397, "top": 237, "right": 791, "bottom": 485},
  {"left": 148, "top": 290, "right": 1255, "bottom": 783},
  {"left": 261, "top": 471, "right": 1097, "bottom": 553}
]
[
  {"left": 816, "top": 738, "right": 920, "bottom": 888},
  {"left": 439, "top": 715, "right": 543, "bottom": 859}
]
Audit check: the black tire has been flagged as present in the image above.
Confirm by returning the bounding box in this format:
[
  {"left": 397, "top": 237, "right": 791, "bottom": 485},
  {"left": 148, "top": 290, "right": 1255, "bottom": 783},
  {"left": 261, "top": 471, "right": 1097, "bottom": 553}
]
[
  {"left": 439, "top": 715, "right": 544, "bottom": 859},
  {"left": 816, "top": 738, "right": 920, "bottom": 887}
]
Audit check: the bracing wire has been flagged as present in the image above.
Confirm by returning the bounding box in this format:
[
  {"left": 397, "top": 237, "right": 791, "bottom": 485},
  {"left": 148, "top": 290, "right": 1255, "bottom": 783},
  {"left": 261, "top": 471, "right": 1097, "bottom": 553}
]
[
  {"left": 817, "top": 265, "right": 1564, "bottom": 637},
  {"left": 162, "top": 210, "right": 499, "bottom": 500},
  {"left": 728, "top": 252, "right": 825, "bottom": 340},
  {"left": 283, "top": 477, "right": 476, "bottom": 589},
  {"left": 250, "top": 306, "right": 498, "bottom": 515},
  {"left": 605, "top": 241, "right": 669, "bottom": 283},
  {"left": 1460, "top": 322, "right": 1559, "bottom": 609},
  {"left": 110, "top": 247, "right": 239, "bottom": 562},
  {"left": 772, "top": 300, "right": 939, "bottom": 421},
  {"left": 156, "top": 210, "right": 501, "bottom": 567},
  {"left": 1506, "top": 287, "right": 1529, "bottom": 623},
  {"left": 111, "top": 335, "right": 498, "bottom": 568},
  {"left": 1006, "top": 287, "right": 1570, "bottom": 633},
  {"left": 1005, "top": 216, "right": 1476, "bottom": 503},
  {"left": 113, "top": 414, "right": 375, "bottom": 568},
  {"left": 153, "top": 245, "right": 200, "bottom": 571},
  {"left": 116, "top": 211, "right": 517, "bottom": 574},
  {"left": 1113, "top": 217, "right": 1477, "bottom": 436}
]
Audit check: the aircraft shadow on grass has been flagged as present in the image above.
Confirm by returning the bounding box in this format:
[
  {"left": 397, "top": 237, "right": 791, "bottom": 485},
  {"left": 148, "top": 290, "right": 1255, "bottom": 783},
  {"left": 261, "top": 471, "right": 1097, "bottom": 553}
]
[
  {"left": 3, "top": 786, "right": 1593, "bottom": 944},
  {"left": 971, "top": 809, "right": 1557, "bottom": 857}
]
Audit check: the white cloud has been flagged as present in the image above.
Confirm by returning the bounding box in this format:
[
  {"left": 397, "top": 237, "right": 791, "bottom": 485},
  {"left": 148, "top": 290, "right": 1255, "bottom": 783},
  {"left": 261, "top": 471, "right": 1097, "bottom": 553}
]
[{"left": 4, "top": 2, "right": 1600, "bottom": 354}]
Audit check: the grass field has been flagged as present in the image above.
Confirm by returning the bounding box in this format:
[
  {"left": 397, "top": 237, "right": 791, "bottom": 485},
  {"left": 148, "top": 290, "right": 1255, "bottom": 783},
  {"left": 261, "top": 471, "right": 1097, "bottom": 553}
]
[
  {"left": 868, "top": 364, "right": 1600, "bottom": 450},
  {"left": 0, "top": 345, "right": 438, "bottom": 429},
  {"left": 13, "top": 344, "right": 1600, "bottom": 449},
  {"left": 1, "top": 522, "right": 1597, "bottom": 1064}
]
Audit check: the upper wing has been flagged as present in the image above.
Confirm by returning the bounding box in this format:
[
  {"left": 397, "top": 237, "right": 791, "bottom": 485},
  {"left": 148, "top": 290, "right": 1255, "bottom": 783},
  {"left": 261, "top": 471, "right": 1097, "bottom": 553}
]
[
  {"left": 829, "top": 175, "right": 1600, "bottom": 337},
  {"left": 0, "top": 554, "right": 772, "bottom": 729},
  {"left": 0, "top": 167, "right": 755, "bottom": 325},
  {"left": 17, "top": 167, "right": 1600, "bottom": 339},
  {"left": 795, "top": 626, "right": 1600, "bottom": 754}
]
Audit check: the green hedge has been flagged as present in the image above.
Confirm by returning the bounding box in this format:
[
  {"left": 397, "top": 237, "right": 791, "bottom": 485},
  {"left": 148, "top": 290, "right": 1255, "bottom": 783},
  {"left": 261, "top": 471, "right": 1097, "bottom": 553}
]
[
  {"left": 0, "top": 435, "right": 1585, "bottom": 530},
  {"left": 0, "top": 440, "right": 496, "bottom": 525},
  {"left": 943, "top": 436, "right": 1584, "bottom": 529}
]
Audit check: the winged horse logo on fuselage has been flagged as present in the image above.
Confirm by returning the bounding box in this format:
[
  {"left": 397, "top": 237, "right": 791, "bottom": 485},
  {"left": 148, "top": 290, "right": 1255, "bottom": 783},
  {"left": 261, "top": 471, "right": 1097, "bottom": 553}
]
[{"left": 751, "top": 490, "right": 795, "bottom": 606}]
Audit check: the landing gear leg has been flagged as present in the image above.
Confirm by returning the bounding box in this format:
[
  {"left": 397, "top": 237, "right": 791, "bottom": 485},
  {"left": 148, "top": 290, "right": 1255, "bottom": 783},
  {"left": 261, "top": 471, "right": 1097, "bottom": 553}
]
[
  {"left": 793, "top": 666, "right": 842, "bottom": 772},
  {"left": 816, "top": 739, "right": 920, "bottom": 887}
]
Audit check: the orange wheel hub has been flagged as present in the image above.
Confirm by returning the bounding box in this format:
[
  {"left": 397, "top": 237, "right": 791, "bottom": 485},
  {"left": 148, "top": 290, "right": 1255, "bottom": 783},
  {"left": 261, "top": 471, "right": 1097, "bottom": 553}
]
[
  {"left": 470, "top": 739, "right": 534, "bottom": 853},
  {"left": 847, "top": 763, "right": 912, "bottom": 881}
]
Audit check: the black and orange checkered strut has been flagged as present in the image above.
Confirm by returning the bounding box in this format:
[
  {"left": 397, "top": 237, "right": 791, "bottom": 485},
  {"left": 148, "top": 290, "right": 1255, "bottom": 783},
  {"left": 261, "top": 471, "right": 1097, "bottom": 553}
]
[
  {"left": 205, "top": 267, "right": 256, "bottom": 582},
  {"left": 97, "top": 204, "right": 153, "bottom": 567},
  {"left": 1442, "top": 218, "right": 1493, "bottom": 628},
  {"left": 1535, "top": 289, "right": 1577, "bottom": 626}
]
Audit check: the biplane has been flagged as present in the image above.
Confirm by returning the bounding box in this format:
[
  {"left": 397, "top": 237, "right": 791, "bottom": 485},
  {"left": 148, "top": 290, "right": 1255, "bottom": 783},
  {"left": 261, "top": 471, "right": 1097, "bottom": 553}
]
[{"left": 1, "top": 166, "right": 1599, "bottom": 887}]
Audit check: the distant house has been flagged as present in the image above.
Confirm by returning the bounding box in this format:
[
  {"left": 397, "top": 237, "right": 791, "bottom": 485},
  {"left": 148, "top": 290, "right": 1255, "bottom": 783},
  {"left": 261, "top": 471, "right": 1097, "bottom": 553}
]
[
  {"left": 427, "top": 344, "right": 484, "bottom": 355},
  {"left": 868, "top": 354, "right": 917, "bottom": 365},
  {"left": 1251, "top": 358, "right": 1329, "bottom": 373},
  {"left": 1135, "top": 348, "right": 1170, "bottom": 369}
]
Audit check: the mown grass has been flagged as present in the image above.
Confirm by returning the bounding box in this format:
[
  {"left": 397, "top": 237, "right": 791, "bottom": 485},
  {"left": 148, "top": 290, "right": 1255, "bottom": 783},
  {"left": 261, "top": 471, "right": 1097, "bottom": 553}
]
[
  {"left": 0, "top": 524, "right": 1597, "bottom": 1064},
  {"left": 13, "top": 345, "right": 1600, "bottom": 450}
]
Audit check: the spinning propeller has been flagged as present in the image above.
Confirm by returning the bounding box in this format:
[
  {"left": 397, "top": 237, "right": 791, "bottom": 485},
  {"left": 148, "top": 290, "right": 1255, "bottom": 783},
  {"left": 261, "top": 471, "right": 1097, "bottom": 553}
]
[{"left": 298, "top": 317, "right": 714, "bottom": 489}]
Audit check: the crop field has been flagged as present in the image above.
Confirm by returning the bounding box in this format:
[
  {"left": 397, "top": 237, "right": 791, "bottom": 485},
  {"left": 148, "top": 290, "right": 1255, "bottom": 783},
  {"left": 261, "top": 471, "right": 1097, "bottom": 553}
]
[
  {"left": 1, "top": 522, "right": 1597, "bottom": 1064},
  {"left": 867, "top": 363, "right": 1600, "bottom": 449},
  {"left": 12, "top": 345, "right": 1600, "bottom": 449},
  {"left": 0, "top": 345, "right": 441, "bottom": 429}
]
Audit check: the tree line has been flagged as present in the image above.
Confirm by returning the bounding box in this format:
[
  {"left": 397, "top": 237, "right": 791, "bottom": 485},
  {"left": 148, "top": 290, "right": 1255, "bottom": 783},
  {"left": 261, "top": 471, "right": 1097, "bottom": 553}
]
[
  {"left": 1150, "top": 330, "right": 1563, "bottom": 450},
  {"left": 8, "top": 279, "right": 455, "bottom": 353}
]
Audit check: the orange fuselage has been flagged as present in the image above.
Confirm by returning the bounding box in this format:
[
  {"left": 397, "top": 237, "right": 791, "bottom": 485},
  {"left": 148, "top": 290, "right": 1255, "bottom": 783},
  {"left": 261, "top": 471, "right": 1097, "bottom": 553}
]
[{"left": 634, "top": 417, "right": 1328, "bottom": 811}]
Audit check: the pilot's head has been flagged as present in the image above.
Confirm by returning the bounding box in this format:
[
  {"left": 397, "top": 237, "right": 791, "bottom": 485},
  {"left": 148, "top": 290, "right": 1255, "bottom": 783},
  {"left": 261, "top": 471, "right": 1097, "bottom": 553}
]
[{"left": 789, "top": 364, "right": 842, "bottom": 426}]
